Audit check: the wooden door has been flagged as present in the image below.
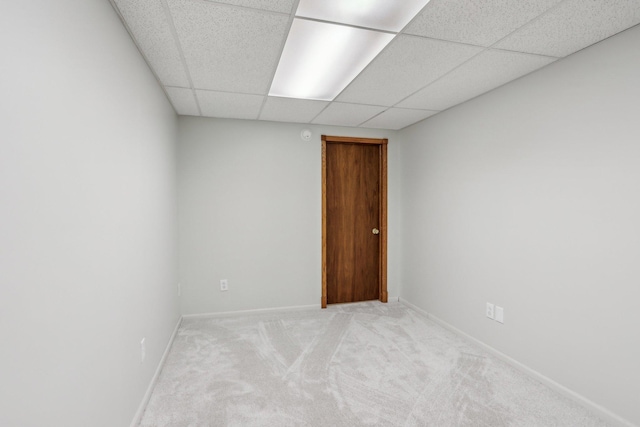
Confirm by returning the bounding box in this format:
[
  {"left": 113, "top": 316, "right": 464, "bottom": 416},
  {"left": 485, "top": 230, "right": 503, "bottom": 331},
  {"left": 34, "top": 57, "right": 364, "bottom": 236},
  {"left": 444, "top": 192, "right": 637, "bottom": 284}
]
[{"left": 322, "top": 135, "right": 387, "bottom": 308}]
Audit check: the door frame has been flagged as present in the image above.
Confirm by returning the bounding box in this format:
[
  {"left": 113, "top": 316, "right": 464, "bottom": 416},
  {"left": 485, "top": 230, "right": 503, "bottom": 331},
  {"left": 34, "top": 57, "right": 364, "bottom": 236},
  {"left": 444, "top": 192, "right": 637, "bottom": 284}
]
[{"left": 321, "top": 135, "right": 388, "bottom": 308}]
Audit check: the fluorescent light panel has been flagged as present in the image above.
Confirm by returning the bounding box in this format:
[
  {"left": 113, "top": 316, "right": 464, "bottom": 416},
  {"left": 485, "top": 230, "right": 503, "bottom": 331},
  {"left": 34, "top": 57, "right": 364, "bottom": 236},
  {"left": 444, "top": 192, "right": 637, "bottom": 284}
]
[
  {"left": 269, "top": 0, "right": 431, "bottom": 101},
  {"left": 296, "top": 0, "right": 431, "bottom": 32},
  {"left": 270, "top": 19, "right": 394, "bottom": 101}
]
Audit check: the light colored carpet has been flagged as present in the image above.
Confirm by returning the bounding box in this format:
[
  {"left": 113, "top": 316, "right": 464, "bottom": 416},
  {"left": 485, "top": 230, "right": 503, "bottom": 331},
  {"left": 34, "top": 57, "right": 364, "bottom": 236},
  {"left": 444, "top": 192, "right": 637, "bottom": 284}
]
[{"left": 139, "top": 302, "right": 608, "bottom": 426}]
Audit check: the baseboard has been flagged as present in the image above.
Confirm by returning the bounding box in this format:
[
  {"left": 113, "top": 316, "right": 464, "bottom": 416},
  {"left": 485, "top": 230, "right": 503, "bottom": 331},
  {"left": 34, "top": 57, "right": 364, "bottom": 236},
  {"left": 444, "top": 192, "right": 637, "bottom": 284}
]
[
  {"left": 182, "top": 303, "right": 321, "bottom": 319},
  {"left": 129, "top": 316, "right": 182, "bottom": 427},
  {"left": 399, "top": 298, "right": 637, "bottom": 427},
  {"left": 182, "top": 299, "right": 398, "bottom": 319}
]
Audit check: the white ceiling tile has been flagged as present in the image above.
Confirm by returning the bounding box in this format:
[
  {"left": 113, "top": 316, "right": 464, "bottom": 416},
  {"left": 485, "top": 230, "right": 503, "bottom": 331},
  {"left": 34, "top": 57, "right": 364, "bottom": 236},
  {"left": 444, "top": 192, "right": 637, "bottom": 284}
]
[
  {"left": 336, "top": 35, "right": 483, "bottom": 107},
  {"left": 165, "top": 87, "right": 200, "bottom": 116},
  {"left": 113, "top": 0, "right": 640, "bottom": 128},
  {"left": 167, "top": 0, "right": 290, "bottom": 93},
  {"left": 196, "top": 90, "right": 264, "bottom": 120},
  {"left": 398, "top": 49, "right": 557, "bottom": 111},
  {"left": 360, "top": 108, "right": 438, "bottom": 130},
  {"left": 112, "top": 0, "right": 190, "bottom": 87},
  {"left": 404, "top": 0, "right": 563, "bottom": 47},
  {"left": 259, "top": 97, "right": 329, "bottom": 123},
  {"left": 495, "top": 0, "right": 640, "bottom": 57},
  {"left": 210, "top": 0, "right": 294, "bottom": 13},
  {"left": 312, "top": 103, "right": 386, "bottom": 127}
]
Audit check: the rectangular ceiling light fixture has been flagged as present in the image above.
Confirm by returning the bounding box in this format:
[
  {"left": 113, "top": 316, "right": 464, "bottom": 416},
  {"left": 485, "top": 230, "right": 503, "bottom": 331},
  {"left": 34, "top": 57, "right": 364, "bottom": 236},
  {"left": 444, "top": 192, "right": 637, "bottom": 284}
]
[
  {"left": 269, "top": 0, "right": 431, "bottom": 101},
  {"left": 296, "top": 0, "right": 430, "bottom": 33},
  {"left": 270, "top": 19, "right": 393, "bottom": 101}
]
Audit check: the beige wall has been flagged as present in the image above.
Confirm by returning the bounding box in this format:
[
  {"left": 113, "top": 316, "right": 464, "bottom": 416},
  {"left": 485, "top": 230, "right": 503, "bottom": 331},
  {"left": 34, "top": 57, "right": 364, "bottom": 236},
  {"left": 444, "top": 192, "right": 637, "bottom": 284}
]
[
  {"left": 177, "top": 117, "right": 401, "bottom": 314},
  {"left": 399, "top": 25, "right": 640, "bottom": 426},
  {"left": 0, "top": 1, "right": 180, "bottom": 426}
]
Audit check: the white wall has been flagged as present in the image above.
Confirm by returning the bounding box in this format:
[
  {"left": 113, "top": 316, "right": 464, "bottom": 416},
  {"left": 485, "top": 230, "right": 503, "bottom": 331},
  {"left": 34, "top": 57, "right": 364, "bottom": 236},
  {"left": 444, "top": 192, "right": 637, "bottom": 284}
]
[
  {"left": 0, "top": 1, "right": 179, "bottom": 426},
  {"left": 178, "top": 117, "right": 400, "bottom": 314},
  {"left": 399, "top": 25, "right": 640, "bottom": 425}
]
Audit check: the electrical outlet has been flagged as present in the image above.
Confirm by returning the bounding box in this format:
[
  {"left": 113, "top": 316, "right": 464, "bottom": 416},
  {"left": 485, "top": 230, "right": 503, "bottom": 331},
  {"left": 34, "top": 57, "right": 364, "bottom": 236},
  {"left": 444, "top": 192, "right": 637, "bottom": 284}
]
[
  {"left": 486, "top": 303, "right": 494, "bottom": 319},
  {"left": 140, "top": 338, "right": 146, "bottom": 363},
  {"left": 220, "top": 279, "right": 228, "bottom": 291},
  {"left": 495, "top": 306, "right": 504, "bottom": 323}
]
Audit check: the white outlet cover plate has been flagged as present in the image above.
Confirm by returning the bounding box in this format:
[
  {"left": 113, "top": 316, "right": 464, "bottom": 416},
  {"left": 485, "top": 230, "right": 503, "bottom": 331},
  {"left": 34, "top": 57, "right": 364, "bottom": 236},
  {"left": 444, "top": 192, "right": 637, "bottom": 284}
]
[
  {"left": 495, "top": 306, "right": 504, "bottom": 323},
  {"left": 486, "top": 302, "right": 494, "bottom": 319}
]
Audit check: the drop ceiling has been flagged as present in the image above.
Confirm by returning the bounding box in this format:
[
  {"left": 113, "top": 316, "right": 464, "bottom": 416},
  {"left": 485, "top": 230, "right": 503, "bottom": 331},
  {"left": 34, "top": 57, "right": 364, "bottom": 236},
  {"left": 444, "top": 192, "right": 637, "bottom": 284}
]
[{"left": 111, "top": 0, "right": 640, "bottom": 130}]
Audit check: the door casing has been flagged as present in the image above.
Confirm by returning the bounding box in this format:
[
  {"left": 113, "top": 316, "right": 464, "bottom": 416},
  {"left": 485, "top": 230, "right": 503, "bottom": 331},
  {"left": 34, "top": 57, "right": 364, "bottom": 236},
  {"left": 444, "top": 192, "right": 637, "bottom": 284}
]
[{"left": 321, "top": 135, "right": 388, "bottom": 308}]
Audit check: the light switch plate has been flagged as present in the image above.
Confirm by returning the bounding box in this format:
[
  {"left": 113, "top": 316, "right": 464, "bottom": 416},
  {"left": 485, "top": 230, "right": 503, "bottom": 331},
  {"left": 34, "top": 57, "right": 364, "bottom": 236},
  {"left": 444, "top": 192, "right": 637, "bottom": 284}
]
[{"left": 495, "top": 306, "right": 504, "bottom": 323}]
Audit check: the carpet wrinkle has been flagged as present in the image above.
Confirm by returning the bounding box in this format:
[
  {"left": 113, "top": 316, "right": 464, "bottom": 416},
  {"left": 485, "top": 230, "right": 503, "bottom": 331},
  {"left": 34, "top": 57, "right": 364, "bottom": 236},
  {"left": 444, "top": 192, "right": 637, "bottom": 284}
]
[
  {"left": 255, "top": 320, "right": 299, "bottom": 377},
  {"left": 217, "top": 334, "right": 301, "bottom": 425},
  {"left": 262, "top": 319, "right": 302, "bottom": 368},
  {"left": 294, "top": 313, "right": 365, "bottom": 426},
  {"left": 278, "top": 313, "right": 337, "bottom": 382},
  {"left": 139, "top": 302, "right": 610, "bottom": 427},
  {"left": 299, "top": 313, "right": 351, "bottom": 382},
  {"left": 448, "top": 352, "right": 510, "bottom": 426},
  {"left": 331, "top": 371, "right": 412, "bottom": 425},
  {"left": 337, "top": 319, "right": 428, "bottom": 398},
  {"left": 402, "top": 363, "right": 451, "bottom": 426},
  {"left": 329, "top": 320, "right": 418, "bottom": 422}
]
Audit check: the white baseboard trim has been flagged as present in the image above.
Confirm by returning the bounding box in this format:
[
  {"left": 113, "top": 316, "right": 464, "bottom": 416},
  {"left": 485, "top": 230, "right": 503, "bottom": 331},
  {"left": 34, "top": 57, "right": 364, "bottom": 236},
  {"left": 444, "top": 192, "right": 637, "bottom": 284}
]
[
  {"left": 399, "top": 298, "right": 636, "bottom": 427},
  {"left": 182, "top": 304, "right": 321, "bottom": 319},
  {"left": 183, "top": 299, "right": 400, "bottom": 319},
  {"left": 129, "top": 316, "right": 182, "bottom": 427}
]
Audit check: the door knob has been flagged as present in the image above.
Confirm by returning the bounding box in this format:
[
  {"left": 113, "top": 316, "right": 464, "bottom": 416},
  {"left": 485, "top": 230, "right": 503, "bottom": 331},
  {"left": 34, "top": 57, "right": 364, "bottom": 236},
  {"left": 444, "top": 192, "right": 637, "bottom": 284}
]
[{"left": 372, "top": 228, "right": 380, "bottom": 235}]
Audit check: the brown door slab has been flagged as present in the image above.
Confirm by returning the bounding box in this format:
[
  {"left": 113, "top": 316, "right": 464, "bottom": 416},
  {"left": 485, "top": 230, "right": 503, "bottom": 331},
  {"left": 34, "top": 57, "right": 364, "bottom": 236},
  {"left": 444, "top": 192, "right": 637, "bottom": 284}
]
[{"left": 322, "top": 136, "right": 388, "bottom": 308}]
